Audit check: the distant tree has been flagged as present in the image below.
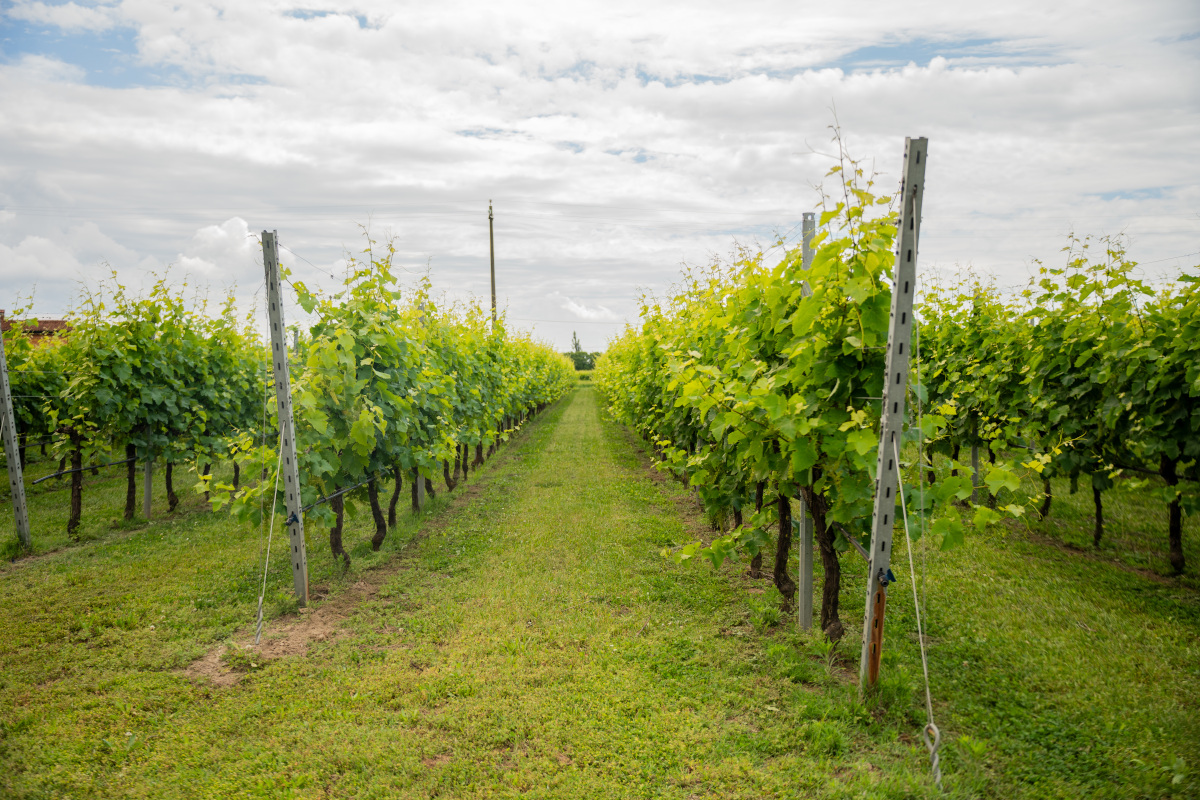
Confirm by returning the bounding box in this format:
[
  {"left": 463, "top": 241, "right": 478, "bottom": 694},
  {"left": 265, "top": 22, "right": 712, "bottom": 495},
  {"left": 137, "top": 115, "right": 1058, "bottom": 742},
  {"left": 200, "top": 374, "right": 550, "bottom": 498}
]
[{"left": 563, "top": 331, "right": 600, "bottom": 370}]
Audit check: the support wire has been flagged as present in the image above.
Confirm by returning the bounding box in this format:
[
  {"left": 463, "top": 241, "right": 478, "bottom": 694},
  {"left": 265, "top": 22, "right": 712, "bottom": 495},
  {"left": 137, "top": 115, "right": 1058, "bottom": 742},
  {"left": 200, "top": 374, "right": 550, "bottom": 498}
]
[
  {"left": 895, "top": 437, "right": 942, "bottom": 791},
  {"left": 255, "top": 384, "right": 286, "bottom": 647}
]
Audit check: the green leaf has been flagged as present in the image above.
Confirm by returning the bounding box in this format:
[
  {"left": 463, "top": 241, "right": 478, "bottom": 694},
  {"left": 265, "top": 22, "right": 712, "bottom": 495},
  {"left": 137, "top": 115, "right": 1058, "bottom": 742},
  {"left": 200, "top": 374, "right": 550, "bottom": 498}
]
[
  {"left": 971, "top": 505, "right": 1004, "bottom": 529},
  {"left": 790, "top": 437, "right": 817, "bottom": 475},
  {"left": 984, "top": 464, "right": 1020, "bottom": 495},
  {"left": 932, "top": 517, "right": 966, "bottom": 550},
  {"left": 847, "top": 428, "right": 876, "bottom": 456}
]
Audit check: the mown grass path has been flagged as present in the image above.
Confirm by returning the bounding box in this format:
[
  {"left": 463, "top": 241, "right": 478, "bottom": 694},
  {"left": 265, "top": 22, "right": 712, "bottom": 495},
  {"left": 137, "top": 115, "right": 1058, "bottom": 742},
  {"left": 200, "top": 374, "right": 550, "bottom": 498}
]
[
  {"left": 0, "top": 387, "right": 931, "bottom": 799},
  {"left": 3, "top": 386, "right": 1198, "bottom": 798}
]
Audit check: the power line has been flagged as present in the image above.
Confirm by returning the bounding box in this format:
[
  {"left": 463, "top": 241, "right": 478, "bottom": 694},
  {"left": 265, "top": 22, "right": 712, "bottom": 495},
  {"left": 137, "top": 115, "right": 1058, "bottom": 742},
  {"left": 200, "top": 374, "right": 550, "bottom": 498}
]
[{"left": 508, "top": 317, "right": 628, "bottom": 325}]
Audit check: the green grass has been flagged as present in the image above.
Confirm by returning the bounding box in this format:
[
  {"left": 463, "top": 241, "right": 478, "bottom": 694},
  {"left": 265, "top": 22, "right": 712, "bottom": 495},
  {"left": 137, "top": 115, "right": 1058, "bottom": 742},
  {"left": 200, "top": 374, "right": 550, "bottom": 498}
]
[{"left": 0, "top": 388, "right": 1197, "bottom": 798}]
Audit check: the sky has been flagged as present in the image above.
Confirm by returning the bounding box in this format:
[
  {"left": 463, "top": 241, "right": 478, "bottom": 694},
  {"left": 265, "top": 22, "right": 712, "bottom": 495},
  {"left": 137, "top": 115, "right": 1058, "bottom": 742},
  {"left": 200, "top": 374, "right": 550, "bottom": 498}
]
[{"left": 0, "top": 1, "right": 1197, "bottom": 352}]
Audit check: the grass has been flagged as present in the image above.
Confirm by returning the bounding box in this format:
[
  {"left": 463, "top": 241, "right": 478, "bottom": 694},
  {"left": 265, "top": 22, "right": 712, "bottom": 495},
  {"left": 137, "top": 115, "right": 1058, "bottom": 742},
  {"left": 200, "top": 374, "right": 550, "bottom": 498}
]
[{"left": 0, "top": 387, "right": 1196, "bottom": 798}]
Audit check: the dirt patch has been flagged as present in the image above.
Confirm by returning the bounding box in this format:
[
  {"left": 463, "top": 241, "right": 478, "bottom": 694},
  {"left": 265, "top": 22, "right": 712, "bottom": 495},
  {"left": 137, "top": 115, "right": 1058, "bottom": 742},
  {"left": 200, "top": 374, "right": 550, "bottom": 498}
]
[
  {"left": 180, "top": 413, "right": 555, "bottom": 686},
  {"left": 422, "top": 754, "right": 452, "bottom": 768},
  {"left": 181, "top": 571, "right": 397, "bottom": 686},
  {"left": 182, "top": 645, "right": 240, "bottom": 687}
]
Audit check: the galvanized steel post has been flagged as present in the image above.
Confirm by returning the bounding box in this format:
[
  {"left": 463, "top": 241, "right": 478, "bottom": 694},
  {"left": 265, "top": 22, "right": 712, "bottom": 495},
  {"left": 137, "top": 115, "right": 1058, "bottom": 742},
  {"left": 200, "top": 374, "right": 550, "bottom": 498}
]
[
  {"left": 262, "top": 230, "right": 309, "bottom": 606},
  {"left": 0, "top": 331, "right": 31, "bottom": 549},
  {"left": 859, "top": 138, "right": 927, "bottom": 688}
]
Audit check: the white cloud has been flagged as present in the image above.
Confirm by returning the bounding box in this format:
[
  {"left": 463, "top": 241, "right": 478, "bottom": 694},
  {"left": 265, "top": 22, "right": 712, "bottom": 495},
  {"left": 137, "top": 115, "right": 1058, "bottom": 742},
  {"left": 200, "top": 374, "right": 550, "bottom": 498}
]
[
  {"left": 0, "top": 1, "right": 1197, "bottom": 348},
  {"left": 8, "top": 54, "right": 87, "bottom": 84},
  {"left": 0, "top": 235, "right": 86, "bottom": 292},
  {"left": 548, "top": 291, "right": 619, "bottom": 321},
  {"left": 7, "top": 1, "right": 122, "bottom": 32},
  {"left": 174, "top": 217, "right": 257, "bottom": 279}
]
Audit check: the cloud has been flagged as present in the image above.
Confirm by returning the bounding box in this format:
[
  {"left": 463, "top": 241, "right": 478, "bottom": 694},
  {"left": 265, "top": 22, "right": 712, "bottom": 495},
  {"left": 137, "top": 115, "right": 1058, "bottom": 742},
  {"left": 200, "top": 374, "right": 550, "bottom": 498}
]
[
  {"left": 0, "top": 1, "right": 1197, "bottom": 349},
  {"left": 7, "top": 54, "right": 88, "bottom": 83},
  {"left": 175, "top": 217, "right": 258, "bottom": 279},
  {"left": 6, "top": 1, "right": 122, "bottom": 33},
  {"left": 548, "top": 291, "right": 619, "bottom": 321},
  {"left": 0, "top": 235, "right": 84, "bottom": 282}
]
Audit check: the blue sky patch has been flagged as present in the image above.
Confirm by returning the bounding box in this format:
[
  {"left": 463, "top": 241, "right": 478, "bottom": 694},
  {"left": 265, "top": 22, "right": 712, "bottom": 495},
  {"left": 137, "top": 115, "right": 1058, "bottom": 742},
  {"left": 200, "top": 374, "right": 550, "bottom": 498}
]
[
  {"left": 1093, "top": 187, "right": 1170, "bottom": 202},
  {"left": 0, "top": 16, "right": 269, "bottom": 88},
  {"left": 0, "top": 18, "right": 189, "bottom": 88},
  {"left": 829, "top": 37, "right": 1051, "bottom": 71},
  {"left": 284, "top": 9, "right": 373, "bottom": 28},
  {"left": 634, "top": 66, "right": 731, "bottom": 87}
]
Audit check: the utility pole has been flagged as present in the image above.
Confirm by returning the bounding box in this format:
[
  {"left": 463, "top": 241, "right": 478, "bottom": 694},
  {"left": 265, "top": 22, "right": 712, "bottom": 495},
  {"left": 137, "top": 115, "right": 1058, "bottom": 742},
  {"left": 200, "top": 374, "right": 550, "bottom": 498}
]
[
  {"left": 489, "top": 200, "right": 496, "bottom": 325},
  {"left": 796, "top": 211, "right": 816, "bottom": 631},
  {"left": 262, "top": 230, "right": 309, "bottom": 606},
  {"left": 859, "top": 137, "right": 928, "bottom": 690},
  {"left": 0, "top": 330, "right": 31, "bottom": 550}
]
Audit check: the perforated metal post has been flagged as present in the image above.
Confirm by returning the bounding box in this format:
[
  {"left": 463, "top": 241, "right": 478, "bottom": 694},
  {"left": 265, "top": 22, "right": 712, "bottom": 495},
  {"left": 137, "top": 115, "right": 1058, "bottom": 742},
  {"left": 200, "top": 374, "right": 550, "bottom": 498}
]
[
  {"left": 263, "top": 230, "right": 309, "bottom": 606},
  {"left": 0, "top": 332, "right": 31, "bottom": 549},
  {"left": 797, "top": 211, "right": 816, "bottom": 630},
  {"left": 859, "top": 137, "right": 928, "bottom": 689},
  {"left": 489, "top": 201, "right": 497, "bottom": 325}
]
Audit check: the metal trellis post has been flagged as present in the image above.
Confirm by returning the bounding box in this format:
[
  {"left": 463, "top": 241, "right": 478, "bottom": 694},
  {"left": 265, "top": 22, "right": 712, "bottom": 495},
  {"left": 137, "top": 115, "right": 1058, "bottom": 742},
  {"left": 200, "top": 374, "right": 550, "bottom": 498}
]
[
  {"left": 859, "top": 137, "right": 928, "bottom": 689},
  {"left": 797, "top": 210, "right": 816, "bottom": 631},
  {"left": 263, "top": 230, "right": 309, "bottom": 606},
  {"left": 489, "top": 201, "right": 497, "bottom": 325},
  {"left": 0, "top": 332, "right": 31, "bottom": 549}
]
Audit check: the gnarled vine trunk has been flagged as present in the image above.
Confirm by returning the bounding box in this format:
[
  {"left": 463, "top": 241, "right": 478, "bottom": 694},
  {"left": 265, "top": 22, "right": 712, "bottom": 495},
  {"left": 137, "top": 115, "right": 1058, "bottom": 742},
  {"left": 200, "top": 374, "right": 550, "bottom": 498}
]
[
  {"left": 166, "top": 462, "right": 179, "bottom": 512},
  {"left": 1038, "top": 477, "right": 1052, "bottom": 520},
  {"left": 1161, "top": 454, "right": 1184, "bottom": 574},
  {"left": 749, "top": 481, "right": 765, "bottom": 578},
  {"left": 124, "top": 443, "right": 138, "bottom": 520},
  {"left": 68, "top": 440, "right": 83, "bottom": 539},
  {"left": 800, "top": 484, "right": 843, "bottom": 641},
  {"left": 773, "top": 493, "right": 796, "bottom": 610},
  {"left": 368, "top": 479, "right": 388, "bottom": 551},
  {"left": 388, "top": 466, "right": 403, "bottom": 527},
  {"left": 329, "top": 493, "right": 349, "bottom": 567}
]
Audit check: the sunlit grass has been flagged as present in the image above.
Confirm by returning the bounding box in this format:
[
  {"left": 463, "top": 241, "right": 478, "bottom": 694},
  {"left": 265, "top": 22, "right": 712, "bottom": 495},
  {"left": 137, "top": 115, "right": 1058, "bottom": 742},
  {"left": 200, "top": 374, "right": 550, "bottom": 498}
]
[{"left": 0, "top": 390, "right": 1196, "bottom": 797}]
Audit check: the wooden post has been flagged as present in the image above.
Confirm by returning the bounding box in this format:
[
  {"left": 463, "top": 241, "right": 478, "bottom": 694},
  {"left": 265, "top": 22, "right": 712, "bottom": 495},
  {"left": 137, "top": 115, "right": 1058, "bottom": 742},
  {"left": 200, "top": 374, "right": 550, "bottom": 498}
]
[
  {"left": 263, "top": 230, "right": 309, "bottom": 606},
  {"left": 0, "top": 331, "right": 31, "bottom": 549},
  {"left": 143, "top": 457, "right": 152, "bottom": 519},
  {"left": 859, "top": 137, "right": 928, "bottom": 690},
  {"left": 797, "top": 210, "right": 816, "bottom": 630}
]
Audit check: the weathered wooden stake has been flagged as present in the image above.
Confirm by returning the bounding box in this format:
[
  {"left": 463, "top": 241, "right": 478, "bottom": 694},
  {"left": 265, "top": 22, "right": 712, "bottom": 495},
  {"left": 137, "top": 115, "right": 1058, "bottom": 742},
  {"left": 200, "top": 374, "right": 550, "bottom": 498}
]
[
  {"left": 263, "top": 230, "right": 309, "bottom": 606},
  {"left": 0, "top": 332, "right": 31, "bottom": 549},
  {"left": 859, "top": 137, "right": 928, "bottom": 690}
]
